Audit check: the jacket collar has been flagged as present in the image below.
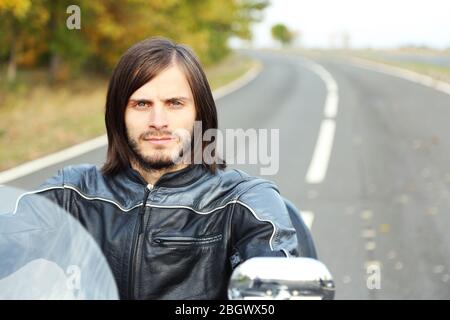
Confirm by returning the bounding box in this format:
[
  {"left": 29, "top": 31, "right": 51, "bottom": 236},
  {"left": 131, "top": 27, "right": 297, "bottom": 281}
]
[{"left": 125, "top": 164, "right": 210, "bottom": 188}]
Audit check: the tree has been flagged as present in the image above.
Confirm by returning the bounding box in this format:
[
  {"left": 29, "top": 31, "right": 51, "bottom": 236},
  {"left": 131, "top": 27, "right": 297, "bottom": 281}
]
[
  {"left": 0, "top": 0, "right": 270, "bottom": 81},
  {"left": 0, "top": 0, "right": 32, "bottom": 81},
  {"left": 271, "top": 23, "right": 294, "bottom": 47}
]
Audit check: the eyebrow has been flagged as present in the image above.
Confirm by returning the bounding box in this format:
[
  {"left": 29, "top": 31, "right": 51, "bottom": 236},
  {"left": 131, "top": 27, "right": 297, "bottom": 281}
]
[{"left": 129, "top": 96, "right": 191, "bottom": 103}]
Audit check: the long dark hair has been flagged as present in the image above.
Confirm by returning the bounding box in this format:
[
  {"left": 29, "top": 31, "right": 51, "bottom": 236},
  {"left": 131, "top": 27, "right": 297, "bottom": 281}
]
[{"left": 101, "top": 37, "right": 226, "bottom": 176}]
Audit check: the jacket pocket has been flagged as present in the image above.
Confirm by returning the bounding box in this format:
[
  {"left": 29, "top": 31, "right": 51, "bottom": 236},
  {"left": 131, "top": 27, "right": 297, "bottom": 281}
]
[{"left": 151, "top": 233, "right": 223, "bottom": 247}]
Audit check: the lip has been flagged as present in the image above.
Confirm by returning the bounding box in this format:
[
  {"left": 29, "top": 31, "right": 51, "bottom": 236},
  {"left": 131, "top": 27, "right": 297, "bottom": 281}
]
[{"left": 144, "top": 137, "right": 175, "bottom": 145}]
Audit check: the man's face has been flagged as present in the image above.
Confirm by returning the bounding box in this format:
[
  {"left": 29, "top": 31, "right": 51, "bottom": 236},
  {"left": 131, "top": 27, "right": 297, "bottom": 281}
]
[{"left": 125, "top": 64, "right": 196, "bottom": 170}]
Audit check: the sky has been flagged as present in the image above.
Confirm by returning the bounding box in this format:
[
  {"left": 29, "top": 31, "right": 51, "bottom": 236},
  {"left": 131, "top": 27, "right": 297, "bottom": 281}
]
[{"left": 238, "top": 0, "right": 450, "bottom": 49}]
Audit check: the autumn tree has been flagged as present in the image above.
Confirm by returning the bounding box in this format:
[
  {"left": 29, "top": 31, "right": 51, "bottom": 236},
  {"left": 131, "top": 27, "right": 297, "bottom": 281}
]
[
  {"left": 271, "top": 23, "right": 295, "bottom": 47},
  {"left": 0, "top": 0, "right": 269, "bottom": 81}
]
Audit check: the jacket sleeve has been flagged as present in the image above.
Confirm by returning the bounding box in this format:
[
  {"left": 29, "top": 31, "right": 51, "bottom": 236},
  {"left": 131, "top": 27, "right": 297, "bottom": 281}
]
[
  {"left": 35, "top": 168, "right": 77, "bottom": 218},
  {"left": 27, "top": 167, "right": 66, "bottom": 214},
  {"left": 229, "top": 181, "right": 299, "bottom": 269}
]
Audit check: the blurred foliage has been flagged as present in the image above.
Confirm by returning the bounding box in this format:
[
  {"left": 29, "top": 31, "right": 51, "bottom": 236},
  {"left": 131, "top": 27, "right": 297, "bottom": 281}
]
[
  {"left": 271, "top": 23, "right": 294, "bottom": 46},
  {"left": 0, "top": 0, "right": 269, "bottom": 82}
]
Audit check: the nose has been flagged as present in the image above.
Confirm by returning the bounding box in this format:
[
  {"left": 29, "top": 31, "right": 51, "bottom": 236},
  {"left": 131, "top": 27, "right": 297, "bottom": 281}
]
[{"left": 148, "top": 104, "right": 168, "bottom": 130}]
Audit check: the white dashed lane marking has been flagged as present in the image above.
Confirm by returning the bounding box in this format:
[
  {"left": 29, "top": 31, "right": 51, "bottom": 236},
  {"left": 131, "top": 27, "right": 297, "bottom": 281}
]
[
  {"left": 300, "top": 60, "right": 339, "bottom": 184},
  {"left": 300, "top": 210, "right": 314, "bottom": 230}
]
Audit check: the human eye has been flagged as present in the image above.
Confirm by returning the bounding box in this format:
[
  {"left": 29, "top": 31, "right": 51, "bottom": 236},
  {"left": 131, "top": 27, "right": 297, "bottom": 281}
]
[
  {"left": 137, "top": 101, "right": 148, "bottom": 108},
  {"left": 169, "top": 99, "right": 184, "bottom": 108},
  {"left": 132, "top": 100, "right": 150, "bottom": 109}
]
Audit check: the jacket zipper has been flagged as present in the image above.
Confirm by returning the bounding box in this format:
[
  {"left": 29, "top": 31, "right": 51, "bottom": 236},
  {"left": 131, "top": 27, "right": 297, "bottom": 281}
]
[
  {"left": 152, "top": 234, "right": 223, "bottom": 246},
  {"left": 129, "top": 183, "right": 153, "bottom": 299}
]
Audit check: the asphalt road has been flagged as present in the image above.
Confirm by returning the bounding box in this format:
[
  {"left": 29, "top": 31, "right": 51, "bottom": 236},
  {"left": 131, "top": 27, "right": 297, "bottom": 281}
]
[{"left": 4, "top": 50, "right": 450, "bottom": 299}]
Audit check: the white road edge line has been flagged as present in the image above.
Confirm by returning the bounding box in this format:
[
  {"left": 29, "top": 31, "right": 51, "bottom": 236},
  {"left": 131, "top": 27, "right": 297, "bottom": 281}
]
[
  {"left": 0, "top": 135, "right": 108, "bottom": 184},
  {"left": 0, "top": 62, "right": 264, "bottom": 184},
  {"left": 347, "top": 56, "right": 450, "bottom": 95},
  {"left": 300, "top": 210, "right": 314, "bottom": 230},
  {"left": 213, "top": 61, "right": 263, "bottom": 100},
  {"left": 301, "top": 60, "right": 339, "bottom": 184}
]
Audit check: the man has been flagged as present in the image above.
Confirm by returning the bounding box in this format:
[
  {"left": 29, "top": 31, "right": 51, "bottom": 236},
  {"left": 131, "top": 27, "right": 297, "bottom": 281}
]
[{"left": 37, "top": 37, "right": 299, "bottom": 299}]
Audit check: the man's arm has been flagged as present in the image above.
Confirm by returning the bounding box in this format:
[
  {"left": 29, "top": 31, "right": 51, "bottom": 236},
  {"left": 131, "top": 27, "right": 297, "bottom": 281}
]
[{"left": 229, "top": 182, "right": 299, "bottom": 269}]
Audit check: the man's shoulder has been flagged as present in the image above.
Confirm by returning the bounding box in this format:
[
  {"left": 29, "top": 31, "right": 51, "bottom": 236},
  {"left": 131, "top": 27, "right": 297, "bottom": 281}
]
[
  {"left": 38, "top": 164, "right": 113, "bottom": 200},
  {"left": 216, "top": 168, "right": 278, "bottom": 194},
  {"left": 194, "top": 168, "right": 281, "bottom": 209},
  {"left": 216, "top": 169, "right": 287, "bottom": 214},
  {"left": 38, "top": 164, "right": 144, "bottom": 210},
  {"left": 39, "top": 164, "right": 102, "bottom": 188}
]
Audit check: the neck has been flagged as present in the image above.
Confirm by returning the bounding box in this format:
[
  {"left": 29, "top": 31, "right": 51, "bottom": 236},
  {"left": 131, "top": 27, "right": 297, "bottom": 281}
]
[{"left": 131, "top": 161, "right": 189, "bottom": 186}]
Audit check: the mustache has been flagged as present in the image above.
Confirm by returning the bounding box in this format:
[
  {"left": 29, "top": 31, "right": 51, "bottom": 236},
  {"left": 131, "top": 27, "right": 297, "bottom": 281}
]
[
  {"left": 139, "top": 127, "right": 194, "bottom": 141},
  {"left": 140, "top": 130, "right": 175, "bottom": 140}
]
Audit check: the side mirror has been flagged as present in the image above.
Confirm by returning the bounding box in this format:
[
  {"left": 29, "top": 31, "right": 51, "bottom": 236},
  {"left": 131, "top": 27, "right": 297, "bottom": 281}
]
[{"left": 228, "top": 257, "right": 335, "bottom": 300}]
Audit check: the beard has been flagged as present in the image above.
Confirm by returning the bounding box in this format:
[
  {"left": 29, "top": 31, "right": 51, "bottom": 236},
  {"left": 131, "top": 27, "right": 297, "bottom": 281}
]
[{"left": 127, "top": 128, "right": 193, "bottom": 172}]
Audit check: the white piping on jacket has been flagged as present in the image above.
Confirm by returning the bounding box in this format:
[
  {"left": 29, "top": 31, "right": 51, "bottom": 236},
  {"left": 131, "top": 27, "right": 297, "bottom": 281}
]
[
  {"left": 9, "top": 186, "right": 65, "bottom": 216},
  {"left": 13, "top": 184, "right": 288, "bottom": 256}
]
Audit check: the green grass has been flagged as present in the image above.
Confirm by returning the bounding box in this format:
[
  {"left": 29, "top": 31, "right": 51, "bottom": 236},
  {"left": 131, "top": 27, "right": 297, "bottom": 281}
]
[
  {"left": 0, "top": 53, "right": 256, "bottom": 171},
  {"left": 206, "top": 53, "right": 255, "bottom": 89}
]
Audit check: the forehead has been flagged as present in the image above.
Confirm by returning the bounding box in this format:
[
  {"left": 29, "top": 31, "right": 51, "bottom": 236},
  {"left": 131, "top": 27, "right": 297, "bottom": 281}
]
[{"left": 130, "top": 64, "right": 193, "bottom": 99}]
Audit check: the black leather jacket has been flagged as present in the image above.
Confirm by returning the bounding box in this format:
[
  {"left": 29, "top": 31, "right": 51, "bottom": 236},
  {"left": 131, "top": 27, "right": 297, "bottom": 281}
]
[{"left": 36, "top": 163, "right": 299, "bottom": 299}]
